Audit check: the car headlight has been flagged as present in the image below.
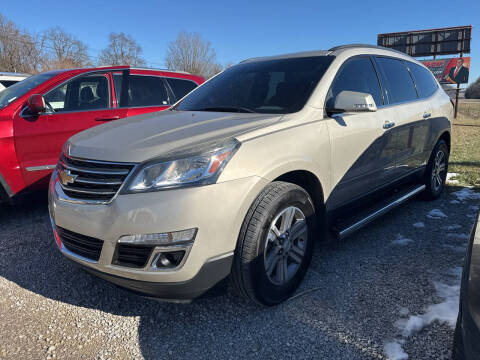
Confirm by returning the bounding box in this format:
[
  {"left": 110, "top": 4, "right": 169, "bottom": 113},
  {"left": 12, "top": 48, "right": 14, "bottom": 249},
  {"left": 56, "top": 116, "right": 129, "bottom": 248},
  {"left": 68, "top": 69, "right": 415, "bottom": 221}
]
[{"left": 124, "top": 139, "right": 240, "bottom": 193}]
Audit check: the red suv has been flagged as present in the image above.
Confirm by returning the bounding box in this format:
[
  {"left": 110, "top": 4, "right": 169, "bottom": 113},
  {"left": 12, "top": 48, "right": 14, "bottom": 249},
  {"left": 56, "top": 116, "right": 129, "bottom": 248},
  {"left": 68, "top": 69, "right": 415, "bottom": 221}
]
[{"left": 0, "top": 66, "right": 204, "bottom": 201}]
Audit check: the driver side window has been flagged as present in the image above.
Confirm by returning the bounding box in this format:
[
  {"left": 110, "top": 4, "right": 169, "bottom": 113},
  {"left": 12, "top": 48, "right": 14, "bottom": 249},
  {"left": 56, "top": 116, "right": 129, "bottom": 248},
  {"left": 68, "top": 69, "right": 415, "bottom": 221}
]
[
  {"left": 44, "top": 73, "right": 110, "bottom": 113},
  {"left": 326, "top": 57, "right": 383, "bottom": 109}
]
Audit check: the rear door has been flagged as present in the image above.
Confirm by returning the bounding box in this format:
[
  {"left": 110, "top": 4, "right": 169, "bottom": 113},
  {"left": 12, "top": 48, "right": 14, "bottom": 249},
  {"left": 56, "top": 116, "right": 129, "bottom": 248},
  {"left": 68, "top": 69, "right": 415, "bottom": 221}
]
[
  {"left": 326, "top": 56, "right": 398, "bottom": 209},
  {"left": 374, "top": 57, "right": 430, "bottom": 178},
  {"left": 13, "top": 71, "right": 126, "bottom": 188},
  {"left": 122, "top": 71, "right": 172, "bottom": 117}
]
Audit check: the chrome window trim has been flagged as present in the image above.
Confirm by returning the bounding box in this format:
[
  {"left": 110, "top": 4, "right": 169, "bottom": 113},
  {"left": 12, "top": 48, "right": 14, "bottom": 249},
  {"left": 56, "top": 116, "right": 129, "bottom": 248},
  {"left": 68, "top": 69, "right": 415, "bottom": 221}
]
[{"left": 26, "top": 164, "right": 57, "bottom": 172}]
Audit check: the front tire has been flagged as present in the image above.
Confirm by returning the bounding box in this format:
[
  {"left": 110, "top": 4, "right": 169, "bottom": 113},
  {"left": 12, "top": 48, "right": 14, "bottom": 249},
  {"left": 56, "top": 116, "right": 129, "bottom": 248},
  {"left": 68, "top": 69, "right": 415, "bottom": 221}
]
[
  {"left": 422, "top": 139, "right": 449, "bottom": 200},
  {"left": 231, "top": 181, "right": 315, "bottom": 306}
]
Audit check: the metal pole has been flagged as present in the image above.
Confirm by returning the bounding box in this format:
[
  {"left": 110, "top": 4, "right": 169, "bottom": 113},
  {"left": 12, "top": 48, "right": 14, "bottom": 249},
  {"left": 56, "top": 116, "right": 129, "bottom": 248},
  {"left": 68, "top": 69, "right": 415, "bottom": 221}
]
[
  {"left": 454, "top": 35, "right": 465, "bottom": 119},
  {"left": 454, "top": 84, "right": 460, "bottom": 118}
]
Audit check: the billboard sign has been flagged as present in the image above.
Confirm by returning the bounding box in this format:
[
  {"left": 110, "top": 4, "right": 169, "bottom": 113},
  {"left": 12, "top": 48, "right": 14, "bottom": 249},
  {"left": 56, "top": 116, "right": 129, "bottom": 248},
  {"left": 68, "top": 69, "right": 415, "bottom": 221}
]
[
  {"left": 378, "top": 26, "right": 472, "bottom": 57},
  {"left": 421, "top": 57, "right": 470, "bottom": 84}
]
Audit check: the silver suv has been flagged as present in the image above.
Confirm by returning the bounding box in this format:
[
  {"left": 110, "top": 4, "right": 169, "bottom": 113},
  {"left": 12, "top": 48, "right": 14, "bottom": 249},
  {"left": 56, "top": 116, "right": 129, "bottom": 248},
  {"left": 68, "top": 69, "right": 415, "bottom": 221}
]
[{"left": 49, "top": 45, "right": 452, "bottom": 305}]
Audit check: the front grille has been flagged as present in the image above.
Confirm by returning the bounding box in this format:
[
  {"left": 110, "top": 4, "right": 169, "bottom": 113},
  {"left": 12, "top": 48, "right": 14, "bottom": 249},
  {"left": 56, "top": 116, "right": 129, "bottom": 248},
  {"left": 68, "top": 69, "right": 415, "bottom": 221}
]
[
  {"left": 57, "top": 227, "right": 103, "bottom": 261},
  {"left": 113, "top": 244, "right": 154, "bottom": 268},
  {"left": 58, "top": 154, "right": 134, "bottom": 202}
]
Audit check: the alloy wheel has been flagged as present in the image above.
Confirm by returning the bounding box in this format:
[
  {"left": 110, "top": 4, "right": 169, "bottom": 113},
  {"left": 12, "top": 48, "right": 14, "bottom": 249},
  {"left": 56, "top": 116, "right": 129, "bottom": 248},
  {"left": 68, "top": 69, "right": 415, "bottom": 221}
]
[
  {"left": 432, "top": 149, "right": 446, "bottom": 192},
  {"left": 264, "top": 206, "right": 308, "bottom": 285}
]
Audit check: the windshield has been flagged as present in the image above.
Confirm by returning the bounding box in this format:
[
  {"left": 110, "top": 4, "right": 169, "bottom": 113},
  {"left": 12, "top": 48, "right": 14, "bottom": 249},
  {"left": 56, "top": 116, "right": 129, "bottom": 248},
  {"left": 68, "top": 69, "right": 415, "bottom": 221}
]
[
  {"left": 176, "top": 56, "right": 334, "bottom": 114},
  {"left": 0, "top": 72, "right": 59, "bottom": 110}
]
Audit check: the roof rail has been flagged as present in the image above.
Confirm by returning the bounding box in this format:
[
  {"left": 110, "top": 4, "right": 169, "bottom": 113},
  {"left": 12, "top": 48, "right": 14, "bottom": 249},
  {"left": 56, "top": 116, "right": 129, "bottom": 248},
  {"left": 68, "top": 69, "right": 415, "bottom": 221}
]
[
  {"left": 130, "top": 67, "right": 191, "bottom": 75},
  {"left": 328, "top": 44, "right": 408, "bottom": 56}
]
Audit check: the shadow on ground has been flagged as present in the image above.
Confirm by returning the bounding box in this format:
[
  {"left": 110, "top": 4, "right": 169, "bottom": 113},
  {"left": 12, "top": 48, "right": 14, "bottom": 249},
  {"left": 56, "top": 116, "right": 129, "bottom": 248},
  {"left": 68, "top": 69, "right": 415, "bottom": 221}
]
[{"left": 1, "top": 186, "right": 478, "bottom": 359}]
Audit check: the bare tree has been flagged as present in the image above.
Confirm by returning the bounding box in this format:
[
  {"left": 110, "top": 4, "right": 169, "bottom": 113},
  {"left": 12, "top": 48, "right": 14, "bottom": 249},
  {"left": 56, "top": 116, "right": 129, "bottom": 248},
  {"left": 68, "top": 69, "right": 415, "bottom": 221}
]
[
  {"left": 0, "top": 14, "right": 43, "bottom": 73},
  {"left": 98, "top": 32, "right": 145, "bottom": 66},
  {"left": 42, "top": 27, "right": 90, "bottom": 70},
  {"left": 165, "top": 32, "right": 223, "bottom": 78}
]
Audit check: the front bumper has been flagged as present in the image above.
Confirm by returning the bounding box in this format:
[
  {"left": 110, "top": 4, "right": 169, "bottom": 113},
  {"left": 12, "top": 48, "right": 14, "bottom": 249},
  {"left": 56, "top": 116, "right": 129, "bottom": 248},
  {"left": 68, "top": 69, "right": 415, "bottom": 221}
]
[
  {"left": 75, "top": 253, "right": 233, "bottom": 301},
  {"left": 458, "top": 212, "right": 480, "bottom": 359},
  {"left": 49, "top": 171, "right": 267, "bottom": 300}
]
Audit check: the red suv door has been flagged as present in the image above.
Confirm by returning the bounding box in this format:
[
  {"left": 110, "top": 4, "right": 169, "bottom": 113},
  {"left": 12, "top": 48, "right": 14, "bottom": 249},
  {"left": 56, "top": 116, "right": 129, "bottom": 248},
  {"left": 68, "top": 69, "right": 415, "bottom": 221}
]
[{"left": 13, "top": 71, "right": 128, "bottom": 189}]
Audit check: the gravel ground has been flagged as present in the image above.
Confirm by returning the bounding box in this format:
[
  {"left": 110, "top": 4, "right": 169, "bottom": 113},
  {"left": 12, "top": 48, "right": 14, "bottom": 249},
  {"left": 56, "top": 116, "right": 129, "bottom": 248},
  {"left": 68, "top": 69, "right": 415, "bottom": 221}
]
[{"left": 0, "top": 185, "right": 479, "bottom": 360}]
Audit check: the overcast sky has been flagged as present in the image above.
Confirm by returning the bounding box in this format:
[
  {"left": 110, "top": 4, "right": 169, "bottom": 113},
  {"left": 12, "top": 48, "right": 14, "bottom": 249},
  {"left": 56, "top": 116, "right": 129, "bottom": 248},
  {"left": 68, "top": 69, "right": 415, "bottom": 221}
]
[{"left": 3, "top": 0, "right": 479, "bottom": 84}]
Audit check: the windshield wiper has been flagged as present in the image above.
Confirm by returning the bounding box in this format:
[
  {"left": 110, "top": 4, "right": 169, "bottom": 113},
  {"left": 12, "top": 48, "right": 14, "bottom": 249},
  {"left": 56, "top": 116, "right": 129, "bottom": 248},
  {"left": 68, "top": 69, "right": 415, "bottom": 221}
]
[{"left": 193, "top": 106, "right": 257, "bottom": 113}]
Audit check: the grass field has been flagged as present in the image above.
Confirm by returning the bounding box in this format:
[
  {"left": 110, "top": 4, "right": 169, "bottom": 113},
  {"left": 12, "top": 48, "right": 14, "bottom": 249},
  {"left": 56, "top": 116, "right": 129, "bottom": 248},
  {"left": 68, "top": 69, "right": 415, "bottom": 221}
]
[{"left": 449, "top": 100, "right": 480, "bottom": 187}]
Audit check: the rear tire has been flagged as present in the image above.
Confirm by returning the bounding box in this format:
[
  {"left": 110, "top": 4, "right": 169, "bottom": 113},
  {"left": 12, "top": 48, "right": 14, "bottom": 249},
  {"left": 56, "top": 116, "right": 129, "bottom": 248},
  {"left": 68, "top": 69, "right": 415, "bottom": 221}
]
[
  {"left": 231, "top": 181, "right": 315, "bottom": 306},
  {"left": 422, "top": 139, "right": 449, "bottom": 200}
]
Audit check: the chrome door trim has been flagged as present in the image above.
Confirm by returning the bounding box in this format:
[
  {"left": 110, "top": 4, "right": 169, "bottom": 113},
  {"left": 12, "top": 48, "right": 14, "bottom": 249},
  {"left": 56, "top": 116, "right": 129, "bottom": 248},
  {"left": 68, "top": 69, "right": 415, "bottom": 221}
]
[{"left": 26, "top": 164, "right": 57, "bottom": 171}]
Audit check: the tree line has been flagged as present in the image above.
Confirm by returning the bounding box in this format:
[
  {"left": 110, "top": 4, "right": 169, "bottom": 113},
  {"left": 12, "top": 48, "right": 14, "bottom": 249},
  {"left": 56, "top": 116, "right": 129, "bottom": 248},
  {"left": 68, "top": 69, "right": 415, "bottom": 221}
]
[{"left": 0, "top": 13, "right": 226, "bottom": 78}]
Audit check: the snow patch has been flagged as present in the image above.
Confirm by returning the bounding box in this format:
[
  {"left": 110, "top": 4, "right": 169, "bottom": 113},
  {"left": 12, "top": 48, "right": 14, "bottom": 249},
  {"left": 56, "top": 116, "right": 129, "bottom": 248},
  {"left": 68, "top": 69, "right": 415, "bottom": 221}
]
[
  {"left": 395, "top": 277, "right": 460, "bottom": 337},
  {"left": 446, "top": 173, "right": 459, "bottom": 184},
  {"left": 391, "top": 234, "right": 414, "bottom": 246},
  {"left": 450, "top": 199, "right": 461, "bottom": 204},
  {"left": 384, "top": 341, "right": 408, "bottom": 360},
  {"left": 452, "top": 188, "right": 480, "bottom": 202},
  {"left": 413, "top": 222, "right": 425, "bottom": 228},
  {"left": 384, "top": 268, "right": 461, "bottom": 360},
  {"left": 426, "top": 209, "right": 447, "bottom": 219},
  {"left": 446, "top": 173, "right": 458, "bottom": 181}
]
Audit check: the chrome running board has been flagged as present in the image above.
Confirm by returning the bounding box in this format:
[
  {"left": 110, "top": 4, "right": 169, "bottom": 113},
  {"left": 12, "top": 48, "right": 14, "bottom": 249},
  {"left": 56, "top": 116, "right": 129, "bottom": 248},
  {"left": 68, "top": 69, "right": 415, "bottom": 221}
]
[{"left": 334, "top": 184, "right": 426, "bottom": 239}]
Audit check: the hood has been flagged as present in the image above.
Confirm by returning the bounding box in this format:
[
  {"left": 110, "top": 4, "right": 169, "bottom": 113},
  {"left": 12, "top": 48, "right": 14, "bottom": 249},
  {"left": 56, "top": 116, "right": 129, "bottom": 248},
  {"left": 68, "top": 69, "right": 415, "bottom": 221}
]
[{"left": 67, "top": 110, "right": 282, "bottom": 162}]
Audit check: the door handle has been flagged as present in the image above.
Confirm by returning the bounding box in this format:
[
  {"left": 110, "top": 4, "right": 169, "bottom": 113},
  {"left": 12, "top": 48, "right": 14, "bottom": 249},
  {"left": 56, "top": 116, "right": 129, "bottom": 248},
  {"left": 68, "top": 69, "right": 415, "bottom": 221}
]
[
  {"left": 423, "top": 112, "right": 431, "bottom": 119},
  {"left": 383, "top": 120, "right": 395, "bottom": 129},
  {"left": 95, "top": 115, "right": 120, "bottom": 122}
]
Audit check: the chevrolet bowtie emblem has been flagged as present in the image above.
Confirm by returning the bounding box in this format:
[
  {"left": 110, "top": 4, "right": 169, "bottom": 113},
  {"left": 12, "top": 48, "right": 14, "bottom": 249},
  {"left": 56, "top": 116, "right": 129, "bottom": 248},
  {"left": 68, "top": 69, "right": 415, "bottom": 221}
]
[{"left": 59, "top": 169, "right": 78, "bottom": 186}]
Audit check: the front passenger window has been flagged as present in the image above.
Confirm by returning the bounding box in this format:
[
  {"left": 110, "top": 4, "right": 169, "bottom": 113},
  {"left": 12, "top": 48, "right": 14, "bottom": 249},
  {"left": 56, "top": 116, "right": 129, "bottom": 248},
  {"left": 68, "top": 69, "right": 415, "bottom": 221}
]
[
  {"left": 326, "top": 57, "right": 383, "bottom": 109},
  {"left": 44, "top": 74, "right": 110, "bottom": 113}
]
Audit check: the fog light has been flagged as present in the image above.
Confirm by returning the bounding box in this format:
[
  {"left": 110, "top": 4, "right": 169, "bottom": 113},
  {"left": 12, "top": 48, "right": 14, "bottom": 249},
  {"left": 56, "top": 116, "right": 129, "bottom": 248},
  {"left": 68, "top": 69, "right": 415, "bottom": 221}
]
[
  {"left": 118, "top": 228, "right": 197, "bottom": 245},
  {"left": 152, "top": 250, "right": 186, "bottom": 269}
]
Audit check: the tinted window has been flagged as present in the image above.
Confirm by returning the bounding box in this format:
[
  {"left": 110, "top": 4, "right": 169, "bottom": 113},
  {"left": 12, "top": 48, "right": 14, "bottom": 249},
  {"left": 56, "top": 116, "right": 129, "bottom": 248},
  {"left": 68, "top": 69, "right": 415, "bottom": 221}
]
[
  {"left": 407, "top": 62, "right": 438, "bottom": 98},
  {"left": 167, "top": 78, "right": 197, "bottom": 100},
  {"left": 326, "top": 57, "right": 383, "bottom": 109},
  {"left": 113, "top": 74, "right": 123, "bottom": 106},
  {"left": 0, "top": 72, "right": 57, "bottom": 110},
  {"left": 127, "top": 75, "right": 169, "bottom": 107},
  {"left": 176, "top": 56, "right": 334, "bottom": 114},
  {"left": 44, "top": 74, "right": 110, "bottom": 112},
  {"left": 0, "top": 80, "right": 19, "bottom": 88},
  {"left": 375, "top": 57, "right": 418, "bottom": 104}
]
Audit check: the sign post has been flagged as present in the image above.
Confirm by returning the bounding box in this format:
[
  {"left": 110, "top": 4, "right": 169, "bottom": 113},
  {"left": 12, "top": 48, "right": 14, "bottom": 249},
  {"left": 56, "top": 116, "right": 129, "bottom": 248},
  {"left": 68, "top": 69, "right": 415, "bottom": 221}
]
[{"left": 378, "top": 25, "right": 472, "bottom": 118}]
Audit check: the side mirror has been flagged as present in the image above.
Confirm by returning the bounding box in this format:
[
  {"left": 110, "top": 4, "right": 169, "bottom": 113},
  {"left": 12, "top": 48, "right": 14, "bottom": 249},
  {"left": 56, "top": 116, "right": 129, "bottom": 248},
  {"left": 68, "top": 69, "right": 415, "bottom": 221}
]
[
  {"left": 329, "top": 90, "right": 377, "bottom": 113},
  {"left": 27, "top": 94, "right": 46, "bottom": 114}
]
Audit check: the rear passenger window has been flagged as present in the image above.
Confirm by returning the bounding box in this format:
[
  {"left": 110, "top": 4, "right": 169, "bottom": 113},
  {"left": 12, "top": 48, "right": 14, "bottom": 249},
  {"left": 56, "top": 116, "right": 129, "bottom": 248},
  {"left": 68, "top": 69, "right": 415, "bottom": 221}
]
[
  {"left": 375, "top": 57, "right": 418, "bottom": 104},
  {"left": 407, "top": 62, "right": 438, "bottom": 98},
  {"left": 326, "top": 57, "right": 383, "bottom": 109},
  {"left": 166, "top": 78, "right": 197, "bottom": 100},
  {"left": 127, "top": 75, "right": 169, "bottom": 107}
]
